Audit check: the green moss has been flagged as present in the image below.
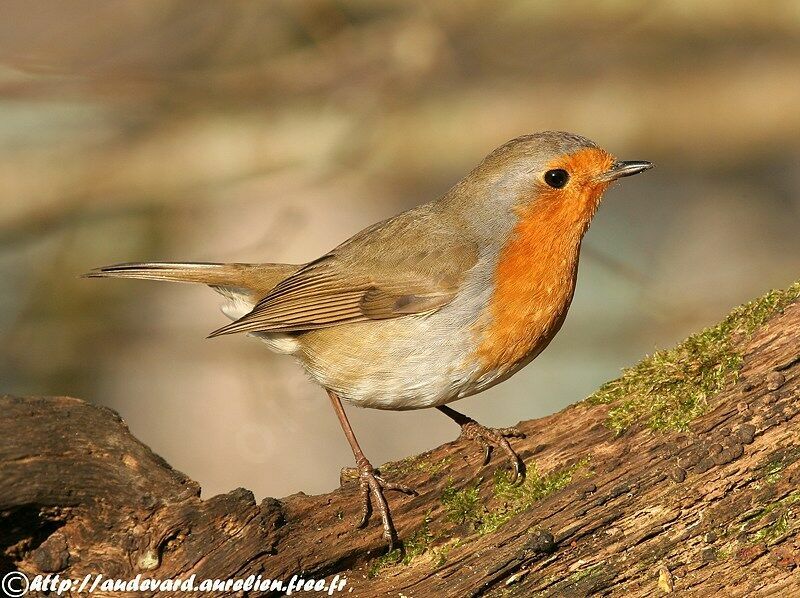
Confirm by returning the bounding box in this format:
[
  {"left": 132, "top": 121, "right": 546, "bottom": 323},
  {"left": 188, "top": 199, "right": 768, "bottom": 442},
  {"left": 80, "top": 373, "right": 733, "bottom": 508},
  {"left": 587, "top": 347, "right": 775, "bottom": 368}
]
[
  {"left": 759, "top": 447, "right": 800, "bottom": 487},
  {"left": 568, "top": 562, "right": 605, "bottom": 583},
  {"left": 586, "top": 281, "right": 800, "bottom": 433},
  {"left": 539, "top": 562, "right": 611, "bottom": 596},
  {"left": 742, "top": 492, "right": 799, "bottom": 546},
  {"left": 368, "top": 514, "right": 436, "bottom": 577},
  {"left": 375, "top": 459, "right": 590, "bottom": 575},
  {"left": 763, "top": 459, "right": 786, "bottom": 486},
  {"left": 441, "top": 478, "right": 482, "bottom": 527},
  {"left": 370, "top": 460, "right": 589, "bottom": 576},
  {"left": 439, "top": 459, "right": 589, "bottom": 534},
  {"left": 752, "top": 510, "right": 791, "bottom": 544},
  {"left": 479, "top": 458, "right": 590, "bottom": 533},
  {"left": 367, "top": 514, "right": 463, "bottom": 577},
  {"left": 379, "top": 455, "right": 421, "bottom": 475},
  {"left": 382, "top": 454, "right": 454, "bottom": 476},
  {"left": 432, "top": 538, "right": 460, "bottom": 567},
  {"left": 419, "top": 455, "right": 454, "bottom": 475}
]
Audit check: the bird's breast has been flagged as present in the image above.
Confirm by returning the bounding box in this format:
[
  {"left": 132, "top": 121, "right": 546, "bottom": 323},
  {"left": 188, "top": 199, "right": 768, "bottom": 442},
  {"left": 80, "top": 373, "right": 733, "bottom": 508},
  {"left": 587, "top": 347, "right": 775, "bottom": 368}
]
[{"left": 472, "top": 203, "right": 584, "bottom": 378}]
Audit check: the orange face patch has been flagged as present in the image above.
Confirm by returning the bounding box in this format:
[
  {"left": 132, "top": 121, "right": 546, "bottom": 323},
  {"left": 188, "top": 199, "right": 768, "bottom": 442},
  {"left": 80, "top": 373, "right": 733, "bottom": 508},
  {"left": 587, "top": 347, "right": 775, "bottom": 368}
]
[
  {"left": 474, "top": 147, "right": 615, "bottom": 373},
  {"left": 535, "top": 147, "right": 616, "bottom": 223}
]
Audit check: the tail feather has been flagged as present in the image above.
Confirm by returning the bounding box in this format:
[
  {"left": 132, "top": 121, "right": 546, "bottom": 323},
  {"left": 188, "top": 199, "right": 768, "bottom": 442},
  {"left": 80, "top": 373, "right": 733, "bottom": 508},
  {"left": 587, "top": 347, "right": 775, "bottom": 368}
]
[{"left": 82, "top": 261, "right": 297, "bottom": 295}]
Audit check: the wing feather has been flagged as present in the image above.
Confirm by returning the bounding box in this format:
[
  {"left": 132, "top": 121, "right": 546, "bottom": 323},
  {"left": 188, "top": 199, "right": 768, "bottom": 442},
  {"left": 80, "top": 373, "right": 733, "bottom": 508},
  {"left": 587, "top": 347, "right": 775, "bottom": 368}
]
[{"left": 208, "top": 210, "right": 479, "bottom": 337}]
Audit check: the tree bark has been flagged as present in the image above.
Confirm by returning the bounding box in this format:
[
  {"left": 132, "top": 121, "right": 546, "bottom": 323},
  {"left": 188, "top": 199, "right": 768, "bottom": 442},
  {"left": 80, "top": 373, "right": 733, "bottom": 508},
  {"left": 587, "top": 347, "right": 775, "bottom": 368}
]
[{"left": 2, "top": 298, "right": 799, "bottom": 597}]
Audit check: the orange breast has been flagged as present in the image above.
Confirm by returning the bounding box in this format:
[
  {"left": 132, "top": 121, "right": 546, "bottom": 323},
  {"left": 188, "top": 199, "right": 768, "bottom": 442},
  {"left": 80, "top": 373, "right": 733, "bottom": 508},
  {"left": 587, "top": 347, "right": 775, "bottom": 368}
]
[{"left": 474, "top": 147, "right": 614, "bottom": 374}]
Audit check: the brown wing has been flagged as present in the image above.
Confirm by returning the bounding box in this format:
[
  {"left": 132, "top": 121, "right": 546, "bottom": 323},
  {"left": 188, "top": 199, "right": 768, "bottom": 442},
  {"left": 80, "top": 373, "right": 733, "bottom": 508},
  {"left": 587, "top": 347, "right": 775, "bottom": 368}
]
[{"left": 208, "top": 210, "right": 478, "bottom": 336}]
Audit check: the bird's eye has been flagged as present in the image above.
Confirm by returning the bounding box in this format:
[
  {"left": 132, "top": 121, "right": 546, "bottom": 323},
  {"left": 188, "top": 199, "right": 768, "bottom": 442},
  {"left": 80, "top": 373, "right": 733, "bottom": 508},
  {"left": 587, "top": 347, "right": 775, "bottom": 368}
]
[{"left": 544, "top": 169, "right": 569, "bottom": 189}]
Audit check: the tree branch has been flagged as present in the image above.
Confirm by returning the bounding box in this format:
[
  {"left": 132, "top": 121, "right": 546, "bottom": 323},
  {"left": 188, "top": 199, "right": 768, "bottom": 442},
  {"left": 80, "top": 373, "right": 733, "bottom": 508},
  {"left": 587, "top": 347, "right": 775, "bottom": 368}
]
[{"left": 2, "top": 289, "right": 799, "bottom": 596}]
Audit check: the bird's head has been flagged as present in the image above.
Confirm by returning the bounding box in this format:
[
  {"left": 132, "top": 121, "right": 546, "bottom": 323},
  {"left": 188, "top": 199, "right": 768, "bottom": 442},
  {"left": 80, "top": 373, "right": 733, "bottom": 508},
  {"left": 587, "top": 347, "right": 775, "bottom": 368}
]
[{"left": 449, "top": 131, "right": 652, "bottom": 238}]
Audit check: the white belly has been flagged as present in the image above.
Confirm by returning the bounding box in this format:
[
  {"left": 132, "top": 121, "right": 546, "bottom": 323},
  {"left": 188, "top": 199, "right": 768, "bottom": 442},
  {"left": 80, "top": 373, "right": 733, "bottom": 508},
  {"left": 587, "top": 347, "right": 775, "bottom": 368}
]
[
  {"left": 294, "top": 275, "right": 496, "bottom": 410},
  {"left": 214, "top": 269, "right": 502, "bottom": 409}
]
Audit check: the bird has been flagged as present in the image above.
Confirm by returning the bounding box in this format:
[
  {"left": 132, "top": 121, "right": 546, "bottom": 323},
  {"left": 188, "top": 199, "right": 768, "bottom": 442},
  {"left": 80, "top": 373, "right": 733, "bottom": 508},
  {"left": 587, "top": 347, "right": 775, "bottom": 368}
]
[{"left": 84, "top": 131, "right": 652, "bottom": 551}]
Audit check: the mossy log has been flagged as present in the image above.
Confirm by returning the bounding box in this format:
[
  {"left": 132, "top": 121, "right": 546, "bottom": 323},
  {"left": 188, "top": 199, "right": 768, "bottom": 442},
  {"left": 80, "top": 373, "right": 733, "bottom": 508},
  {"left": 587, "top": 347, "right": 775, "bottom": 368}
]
[{"left": 2, "top": 284, "right": 799, "bottom": 597}]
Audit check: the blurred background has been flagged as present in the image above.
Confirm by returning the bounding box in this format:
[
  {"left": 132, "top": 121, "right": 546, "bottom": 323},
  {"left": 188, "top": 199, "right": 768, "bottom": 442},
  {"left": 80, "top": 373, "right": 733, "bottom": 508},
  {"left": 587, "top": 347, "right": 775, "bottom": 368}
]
[{"left": 1, "top": 1, "right": 799, "bottom": 499}]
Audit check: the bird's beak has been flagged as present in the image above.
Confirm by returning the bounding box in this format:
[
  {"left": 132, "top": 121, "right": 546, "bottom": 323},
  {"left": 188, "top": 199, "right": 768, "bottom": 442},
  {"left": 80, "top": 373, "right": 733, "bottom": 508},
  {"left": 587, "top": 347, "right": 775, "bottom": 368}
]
[{"left": 598, "top": 160, "right": 654, "bottom": 182}]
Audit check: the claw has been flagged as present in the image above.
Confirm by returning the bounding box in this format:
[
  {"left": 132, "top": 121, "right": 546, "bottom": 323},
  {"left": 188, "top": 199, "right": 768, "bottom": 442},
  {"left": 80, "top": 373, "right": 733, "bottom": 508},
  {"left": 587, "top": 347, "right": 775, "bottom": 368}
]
[
  {"left": 381, "top": 479, "right": 419, "bottom": 496},
  {"left": 357, "top": 478, "right": 372, "bottom": 528},
  {"left": 509, "top": 452, "right": 525, "bottom": 485},
  {"left": 459, "top": 421, "right": 527, "bottom": 483},
  {"left": 327, "top": 391, "right": 416, "bottom": 552},
  {"left": 353, "top": 466, "right": 418, "bottom": 551}
]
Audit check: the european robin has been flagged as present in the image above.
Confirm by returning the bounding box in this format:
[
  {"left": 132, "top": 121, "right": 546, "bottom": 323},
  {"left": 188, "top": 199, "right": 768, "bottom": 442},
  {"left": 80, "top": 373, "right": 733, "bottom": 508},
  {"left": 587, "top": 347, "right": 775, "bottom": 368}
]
[{"left": 85, "top": 131, "right": 652, "bottom": 549}]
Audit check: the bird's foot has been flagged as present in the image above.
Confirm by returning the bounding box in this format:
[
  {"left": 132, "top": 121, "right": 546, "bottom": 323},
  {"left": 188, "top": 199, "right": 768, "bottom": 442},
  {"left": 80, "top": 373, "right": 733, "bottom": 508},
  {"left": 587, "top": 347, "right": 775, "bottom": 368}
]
[
  {"left": 458, "top": 419, "right": 526, "bottom": 484},
  {"left": 341, "top": 462, "right": 418, "bottom": 551}
]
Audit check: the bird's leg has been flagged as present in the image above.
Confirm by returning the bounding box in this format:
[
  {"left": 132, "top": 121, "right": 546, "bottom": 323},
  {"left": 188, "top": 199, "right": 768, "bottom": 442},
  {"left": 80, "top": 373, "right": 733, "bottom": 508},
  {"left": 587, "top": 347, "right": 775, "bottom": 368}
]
[
  {"left": 327, "top": 390, "right": 417, "bottom": 551},
  {"left": 437, "top": 405, "right": 526, "bottom": 484}
]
